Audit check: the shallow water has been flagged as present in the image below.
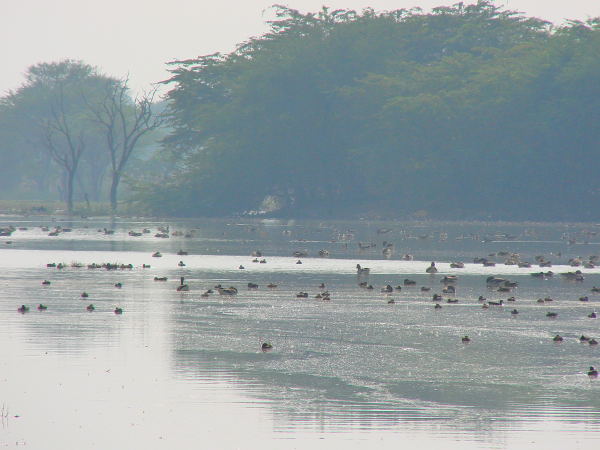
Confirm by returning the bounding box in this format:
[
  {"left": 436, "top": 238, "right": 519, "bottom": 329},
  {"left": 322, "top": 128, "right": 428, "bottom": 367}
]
[{"left": 1, "top": 217, "right": 600, "bottom": 449}]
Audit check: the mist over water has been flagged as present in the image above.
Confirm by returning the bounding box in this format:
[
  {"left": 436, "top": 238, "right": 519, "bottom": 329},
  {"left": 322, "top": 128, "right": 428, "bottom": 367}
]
[{"left": 1, "top": 217, "right": 600, "bottom": 449}]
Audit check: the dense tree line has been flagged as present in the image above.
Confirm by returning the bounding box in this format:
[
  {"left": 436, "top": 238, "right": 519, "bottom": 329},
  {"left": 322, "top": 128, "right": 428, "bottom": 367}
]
[{"left": 132, "top": 1, "right": 600, "bottom": 220}]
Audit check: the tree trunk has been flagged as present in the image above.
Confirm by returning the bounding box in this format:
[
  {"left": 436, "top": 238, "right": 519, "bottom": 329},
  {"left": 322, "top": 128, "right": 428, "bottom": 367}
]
[
  {"left": 109, "top": 172, "right": 120, "bottom": 212},
  {"left": 66, "top": 169, "right": 75, "bottom": 214}
]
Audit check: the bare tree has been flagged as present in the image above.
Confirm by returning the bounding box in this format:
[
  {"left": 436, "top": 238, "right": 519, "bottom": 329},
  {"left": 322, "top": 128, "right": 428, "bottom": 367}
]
[
  {"left": 87, "top": 79, "right": 164, "bottom": 212},
  {"left": 40, "top": 83, "right": 86, "bottom": 214}
]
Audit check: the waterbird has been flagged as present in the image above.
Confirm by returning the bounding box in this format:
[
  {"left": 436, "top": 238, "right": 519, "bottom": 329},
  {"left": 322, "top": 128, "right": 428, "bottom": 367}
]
[
  {"left": 217, "top": 286, "right": 238, "bottom": 295},
  {"left": 546, "top": 312, "right": 558, "bottom": 318},
  {"left": 462, "top": 336, "right": 471, "bottom": 343},
  {"left": 589, "top": 312, "right": 597, "bottom": 318},
  {"left": 261, "top": 343, "right": 273, "bottom": 352},
  {"left": 589, "top": 367, "right": 599, "bottom": 377},
  {"left": 426, "top": 262, "right": 438, "bottom": 274},
  {"left": 356, "top": 264, "right": 370, "bottom": 275},
  {"left": 114, "top": 282, "right": 122, "bottom": 288},
  {"left": 152, "top": 251, "right": 162, "bottom": 258},
  {"left": 37, "top": 304, "right": 48, "bottom": 311},
  {"left": 86, "top": 304, "right": 95, "bottom": 311},
  {"left": 42, "top": 280, "right": 51, "bottom": 285},
  {"left": 114, "top": 307, "right": 123, "bottom": 314},
  {"left": 553, "top": 334, "right": 563, "bottom": 342},
  {"left": 178, "top": 261, "right": 186, "bottom": 267},
  {"left": 434, "top": 303, "right": 442, "bottom": 309},
  {"left": 511, "top": 309, "right": 519, "bottom": 315},
  {"left": 81, "top": 292, "right": 89, "bottom": 298},
  {"left": 17, "top": 305, "right": 29, "bottom": 313},
  {"left": 177, "top": 277, "right": 189, "bottom": 291}
]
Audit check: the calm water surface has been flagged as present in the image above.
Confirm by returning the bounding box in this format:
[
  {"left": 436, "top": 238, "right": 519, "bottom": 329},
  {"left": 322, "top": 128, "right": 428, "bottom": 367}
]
[{"left": 1, "top": 217, "right": 600, "bottom": 449}]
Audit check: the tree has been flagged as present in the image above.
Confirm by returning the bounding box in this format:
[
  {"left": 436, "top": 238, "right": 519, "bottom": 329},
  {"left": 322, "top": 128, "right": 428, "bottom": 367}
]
[
  {"left": 86, "top": 79, "right": 165, "bottom": 211},
  {"left": 1, "top": 60, "right": 115, "bottom": 213}
]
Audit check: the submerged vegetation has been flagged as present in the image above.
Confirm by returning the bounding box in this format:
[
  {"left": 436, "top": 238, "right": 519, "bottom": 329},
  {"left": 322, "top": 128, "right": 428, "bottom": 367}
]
[{"left": 2, "top": 1, "right": 600, "bottom": 220}]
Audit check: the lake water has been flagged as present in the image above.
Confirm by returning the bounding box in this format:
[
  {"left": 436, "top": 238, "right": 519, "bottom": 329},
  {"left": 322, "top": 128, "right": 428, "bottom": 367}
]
[{"left": 1, "top": 217, "right": 600, "bottom": 449}]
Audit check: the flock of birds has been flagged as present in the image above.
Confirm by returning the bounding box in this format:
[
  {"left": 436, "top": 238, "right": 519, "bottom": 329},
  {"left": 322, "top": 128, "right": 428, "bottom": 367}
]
[{"left": 5, "top": 222, "right": 600, "bottom": 378}]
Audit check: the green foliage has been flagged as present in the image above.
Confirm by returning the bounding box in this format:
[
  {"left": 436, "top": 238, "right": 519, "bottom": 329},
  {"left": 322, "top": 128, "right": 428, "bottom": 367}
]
[{"left": 125, "top": 2, "right": 600, "bottom": 219}]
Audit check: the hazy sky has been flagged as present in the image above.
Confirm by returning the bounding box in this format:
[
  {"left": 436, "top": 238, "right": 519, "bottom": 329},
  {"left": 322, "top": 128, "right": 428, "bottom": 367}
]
[{"left": 2, "top": 1, "right": 600, "bottom": 96}]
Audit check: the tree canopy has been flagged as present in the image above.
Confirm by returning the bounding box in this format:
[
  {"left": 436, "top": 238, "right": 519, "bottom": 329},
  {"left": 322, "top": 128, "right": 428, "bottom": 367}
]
[{"left": 134, "top": 1, "right": 600, "bottom": 220}]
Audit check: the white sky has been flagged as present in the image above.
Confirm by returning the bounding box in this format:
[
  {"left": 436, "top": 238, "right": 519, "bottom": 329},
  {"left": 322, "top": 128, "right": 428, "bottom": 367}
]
[{"left": 2, "top": 1, "right": 600, "bottom": 96}]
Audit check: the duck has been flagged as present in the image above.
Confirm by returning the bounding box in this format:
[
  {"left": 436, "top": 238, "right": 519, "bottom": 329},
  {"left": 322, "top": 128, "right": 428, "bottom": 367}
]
[
  {"left": 152, "top": 251, "right": 162, "bottom": 258},
  {"left": 296, "top": 292, "right": 308, "bottom": 298},
  {"left": 434, "top": 303, "right": 442, "bottom": 309},
  {"left": 81, "top": 292, "right": 89, "bottom": 298},
  {"left": 404, "top": 279, "right": 416, "bottom": 286},
  {"left": 441, "top": 276, "right": 457, "bottom": 284},
  {"left": 426, "top": 262, "right": 438, "bottom": 274},
  {"left": 178, "top": 261, "right": 186, "bottom": 267},
  {"left": 17, "top": 305, "right": 29, "bottom": 313},
  {"left": 442, "top": 285, "right": 456, "bottom": 294},
  {"left": 296, "top": 260, "right": 303, "bottom": 265},
  {"left": 42, "top": 280, "right": 51, "bottom": 285},
  {"left": 37, "top": 304, "right": 48, "bottom": 310},
  {"left": 114, "top": 282, "right": 122, "bottom": 288},
  {"left": 267, "top": 283, "right": 278, "bottom": 288},
  {"left": 580, "top": 335, "right": 591, "bottom": 342},
  {"left": 247, "top": 283, "right": 259, "bottom": 289},
  {"left": 420, "top": 286, "right": 430, "bottom": 292},
  {"left": 450, "top": 262, "right": 464, "bottom": 268},
  {"left": 511, "top": 309, "right": 519, "bottom": 315},
  {"left": 261, "top": 343, "right": 273, "bottom": 352},
  {"left": 381, "top": 285, "right": 393, "bottom": 293},
  {"left": 588, "top": 366, "right": 599, "bottom": 377},
  {"left": 553, "top": 334, "right": 563, "bottom": 342},
  {"left": 86, "top": 304, "right": 95, "bottom": 311},
  {"left": 589, "top": 312, "right": 597, "bottom": 318},
  {"left": 218, "top": 286, "right": 238, "bottom": 295},
  {"left": 154, "top": 276, "right": 168, "bottom": 281},
  {"left": 546, "top": 312, "right": 558, "bottom": 318},
  {"left": 177, "top": 277, "right": 189, "bottom": 291},
  {"left": 589, "top": 338, "right": 598, "bottom": 346},
  {"left": 239, "top": 265, "right": 245, "bottom": 269},
  {"left": 462, "top": 336, "right": 471, "bottom": 343},
  {"left": 356, "top": 264, "right": 370, "bottom": 275},
  {"left": 114, "top": 307, "right": 123, "bottom": 314}
]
